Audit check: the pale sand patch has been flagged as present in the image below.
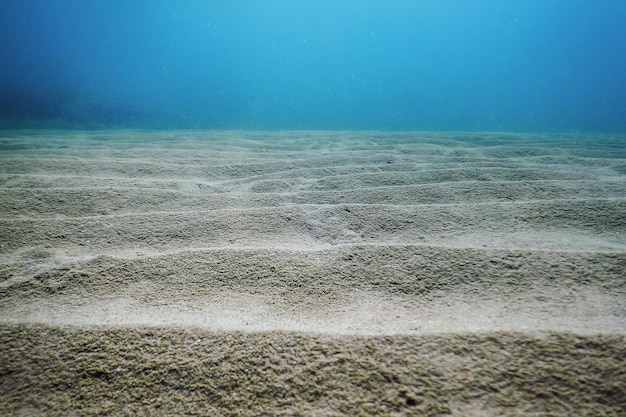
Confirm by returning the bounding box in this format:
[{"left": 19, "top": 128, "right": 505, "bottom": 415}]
[{"left": 2, "top": 250, "right": 624, "bottom": 335}]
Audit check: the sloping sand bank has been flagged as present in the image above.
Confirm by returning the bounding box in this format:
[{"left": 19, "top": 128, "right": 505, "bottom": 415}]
[{"left": 1, "top": 130, "right": 625, "bottom": 415}]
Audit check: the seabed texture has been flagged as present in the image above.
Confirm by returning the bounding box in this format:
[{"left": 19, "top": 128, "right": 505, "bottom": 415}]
[{"left": 1, "top": 130, "right": 625, "bottom": 416}]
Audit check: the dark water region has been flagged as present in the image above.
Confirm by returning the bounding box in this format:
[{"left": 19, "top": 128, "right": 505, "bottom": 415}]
[{"left": 1, "top": 0, "right": 626, "bottom": 132}]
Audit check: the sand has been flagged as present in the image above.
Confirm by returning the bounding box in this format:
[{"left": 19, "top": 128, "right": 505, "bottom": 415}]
[{"left": 1, "top": 130, "right": 625, "bottom": 415}]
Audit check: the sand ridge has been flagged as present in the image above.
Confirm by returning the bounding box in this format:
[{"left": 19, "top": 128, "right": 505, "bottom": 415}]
[{"left": 1, "top": 246, "right": 625, "bottom": 335}]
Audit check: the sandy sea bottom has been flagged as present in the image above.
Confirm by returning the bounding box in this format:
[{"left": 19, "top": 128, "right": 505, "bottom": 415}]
[{"left": 1, "top": 130, "right": 625, "bottom": 416}]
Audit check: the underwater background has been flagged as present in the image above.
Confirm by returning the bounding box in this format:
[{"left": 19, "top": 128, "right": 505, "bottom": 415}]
[{"left": 1, "top": 0, "right": 625, "bottom": 132}]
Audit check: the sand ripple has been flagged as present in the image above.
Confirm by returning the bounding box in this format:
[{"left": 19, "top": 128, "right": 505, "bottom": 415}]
[{"left": 1, "top": 130, "right": 624, "bottom": 415}]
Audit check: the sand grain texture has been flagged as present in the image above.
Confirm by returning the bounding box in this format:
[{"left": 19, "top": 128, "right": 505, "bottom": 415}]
[{"left": 1, "top": 130, "right": 625, "bottom": 415}]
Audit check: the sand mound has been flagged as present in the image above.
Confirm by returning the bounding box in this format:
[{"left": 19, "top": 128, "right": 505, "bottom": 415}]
[{"left": 1, "top": 130, "right": 625, "bottom": 415}]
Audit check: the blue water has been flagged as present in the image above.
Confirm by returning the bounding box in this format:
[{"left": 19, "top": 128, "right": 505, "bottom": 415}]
[{"left": 1, "top": 0, "right": 625, "bottom": 131}]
